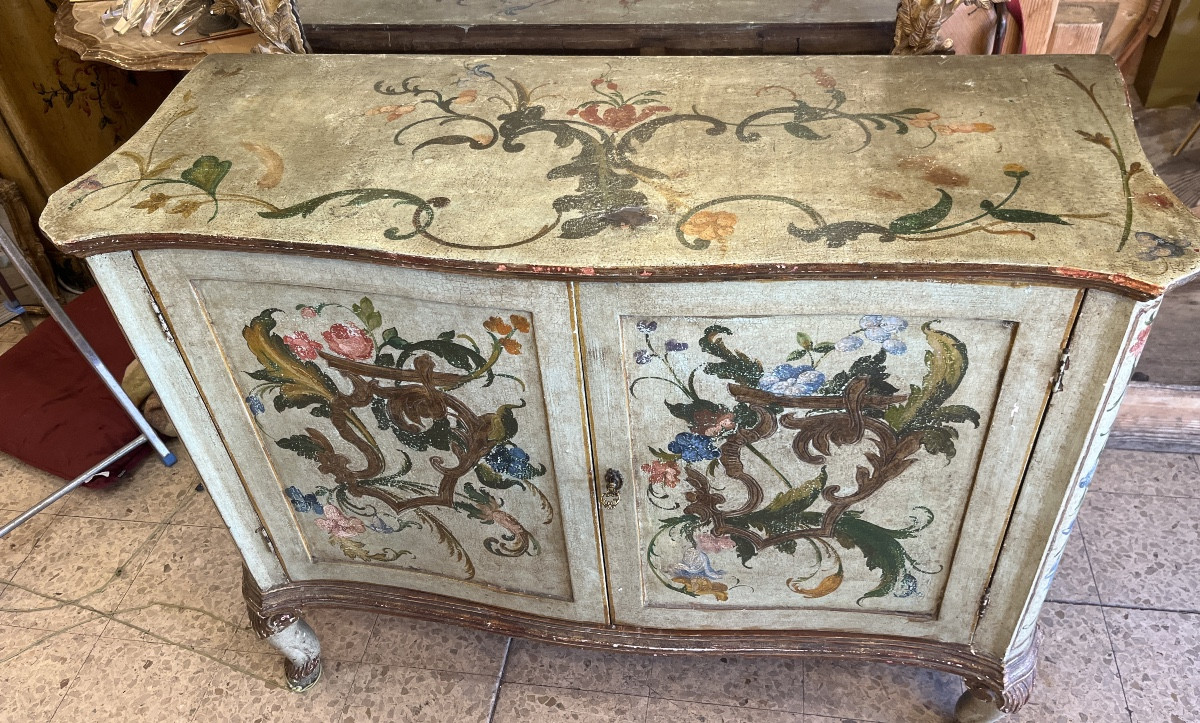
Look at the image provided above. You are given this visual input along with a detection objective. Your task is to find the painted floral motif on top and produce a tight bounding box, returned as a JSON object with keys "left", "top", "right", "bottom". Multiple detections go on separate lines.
{"left": 629, "top": 316, "right": 980, "bottom": 603}
{"left": 242, "top": 297, "right": 552, "bottom": 576}
{"left": 64, "top": 63, "right": 1185, "bottom": 262}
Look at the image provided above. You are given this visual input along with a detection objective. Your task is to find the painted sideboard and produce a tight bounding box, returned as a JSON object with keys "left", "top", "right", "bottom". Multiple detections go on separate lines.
{"left": 39, "top": 54, "right": 1200, "bottom": 721}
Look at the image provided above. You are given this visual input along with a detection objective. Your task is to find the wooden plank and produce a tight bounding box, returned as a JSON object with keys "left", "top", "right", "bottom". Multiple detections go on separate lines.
{"left": 1108, "top": 382, "right": 1200, "bottom": 453}
{"left": 1049, "top": 21, "right": 1105, "bottom": 52}
{"left": 1024, "top": 0, "right": 1063, "bottom": 53}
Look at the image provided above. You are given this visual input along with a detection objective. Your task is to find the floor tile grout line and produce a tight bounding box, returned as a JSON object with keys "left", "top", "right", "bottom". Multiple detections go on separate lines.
{"left": 486, "top": 636, "right": 513, "bottom": 723}
{"left": 1073, "top": 518, "right": 1104, "bottom": 608}
{"left": 1098, "top": 605, "right": 1136, "bottom": 723}
{"left": 44, "top": 629, "right": 106, "bottom": 723}
{"left": 1044, "top": 598, "right": 1200, "bottom": 617}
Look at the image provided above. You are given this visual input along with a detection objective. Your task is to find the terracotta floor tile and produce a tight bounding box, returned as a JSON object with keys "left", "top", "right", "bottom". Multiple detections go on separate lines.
{"left": 104, "top": 524, "right": 245, "bottom": 650}
{"left": 645, "top": 698, "right": 806, "bottom": 722}
{"left": 0, "top": 508, "right": 57, "bottom": 581}
{"left": 53, "top": 637, "right": 217, "bottom": 722}
{"left": 1106, "top": 607, "right": 1200, "bottom": 723}
{"left": 0, "top": 623, "right": 99, "bottom": 723}
{"left": 227, "top": 607, "right": 380, "bottom": 663}
{"left": 191, "top": 650, "right": 357, "bottom": 722}
{"left": 803, "top": 659, "right": 961, "bottom": 722}
{"left": 1091, "top": 450, "right": 1200, "bottom": 498}
{"left": 1011, "top": 602, "right": 1129, "bottom": 722}
{"left": 492, "top": 682, "right": 648, "bottom": 723}
{"left": 362, "top": 615, "right": 509, "bottom": 675}
{"left": 503, "top": 637, "right": 652, "bottom": 697}
{"left": 0, "top": 515, "right": 160, "bottom": 635}
{"left": 1084, "top": 491, "right": 1200, "bottom": 610}
{"left": 0, "top": 454, "right": 74, "bottom": 512}
{"left": 1046, "top": 519, "right": 1101, "bottom": 604}
{"left": 649, "top": 654, "right": 804, "bottom": 713}
{"left": 57, "top": 442, "right": 204, "bottom": 525}
{"left": 345, "top": 662, "right": 497, "bottom": 723}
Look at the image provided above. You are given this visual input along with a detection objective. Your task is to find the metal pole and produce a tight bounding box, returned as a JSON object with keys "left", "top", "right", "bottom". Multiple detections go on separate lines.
{"left": 0, "top": 435, "right": 148, "bottom": 538}
{"left": 0, "top": 225, "right": 175, "bottom": 466}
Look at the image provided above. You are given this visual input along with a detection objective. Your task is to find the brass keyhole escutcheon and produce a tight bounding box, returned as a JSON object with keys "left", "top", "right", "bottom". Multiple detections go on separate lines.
{"left": 601, "top": 468, "right": 624, "bottom": 509}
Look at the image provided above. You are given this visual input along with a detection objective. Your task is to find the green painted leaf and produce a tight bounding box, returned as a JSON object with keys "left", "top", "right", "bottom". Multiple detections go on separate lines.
{"left": 699, "top": 325, "right": 763, "bottom": 386}
{"left": 888, "top": 189, "right": 953, "bottom": 233}
{"left": 475, "top": 463, "right": 523, "bottom": 490}
{"left": 725, "top": 468, "right": 827, "bottom": 538}
{"left": 883, "top": 322, "right": 970, "bottom": 433}
{"left": 242, "top": 310, "right": 339, "bottom": 412}
{"left": 812, "top": 342, "right": 836, "bottom": 354}
{"left": 275, "top": 434, "right": 324, "bottom": 461}
{"left": 832, "top": 514, "right": 912, "bottom": 602}
{"left": 896, "top": 107, "right": 931, "bottom": 115}
{"left": 180, "top": 156, "right": 232, "bottom": 196}
{"left": 980, "top": 201, "right": 1069, "bottom": 225}
{"left": 785, "top": 349, "right": 805, "bottom": 362}
{"left": 819, "top": 348, "right": 897, "bottom": 398}
{"left": 783, "top": 122, "right": 827, "bottom": 141}
{"left": 351, "top": 297, "right": 383, "bottom": 332}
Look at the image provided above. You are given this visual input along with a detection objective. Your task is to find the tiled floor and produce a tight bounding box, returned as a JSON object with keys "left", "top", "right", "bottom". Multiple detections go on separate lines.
{"left": 1, "top": 326, "right": 1199, "bottom": 723}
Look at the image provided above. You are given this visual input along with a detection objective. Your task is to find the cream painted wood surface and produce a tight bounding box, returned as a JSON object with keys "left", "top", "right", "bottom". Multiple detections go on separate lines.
{"left": 39, "top": 54, "right": 1200, "bottom": 298}
{"left": 138, "top": 248, "right": 608, "bottom": 623}
{"left": 581, "top": 280, "right": 1078, "bottom": 637}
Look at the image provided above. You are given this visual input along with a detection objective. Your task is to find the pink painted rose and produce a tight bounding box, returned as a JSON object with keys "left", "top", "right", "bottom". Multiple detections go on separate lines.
{"left": 1129, "top": 325, "right": 1152, "bottom": 357}
{"left": 322, "top": 323, "right": 374, "bottom": 360}
{"left": 641, "top": 459, "right": 680, "bottom": 488}
{"left": 283, "top": 331, "right": 322, "bottom": 361}
{"left": 572, "top": 103, "right": 671, "bottom": 132}
{"left": 315, "top": 505, "right": 365, "bottom": 538}
{"left": 695, "top": 532, "right": 736, "bottom": 555}
{"left": 299, "top": 306, "right": 318, "bottom": 318}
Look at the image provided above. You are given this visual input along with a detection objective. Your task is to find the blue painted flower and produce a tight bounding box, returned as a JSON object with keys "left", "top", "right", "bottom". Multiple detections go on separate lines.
{"left": 856, "top": 315, "right": 909, "bottom": 351}
{"left": 894, "top": 572, "right": 919, "bottom": 597}
{"left": 246, "top": 393, "right": 265, "bottom": 415}
{"left": 367, "top": 516, "right": 396, "bottom": 534}
{"left": 636, "top": 320, "right": 658, "bottom": 333}
{"left": 882, "top": 338, "right": 907, "bottom": 355}
{"left": 633, "top": 349, "right": 652, "bottom": 365}
{"left": 665, "top": 339, "right": 688, "bottom": 352}
{"left": 285, "top": 485, "right": 323, "bottom": 515}
{"left": 835, "top": 335, "right": 863, "bottom": 352}
{"left": 672, "top": 548, "right": 725, "bottom": 581}
{"left": 484, "top": 443, "right": 537, "bottom": 479}
{"left": 757, "top": 364, "right": 826, "bottom": 396}
{"left": 1135, "top": 231, "right": 1193, "bottom": 262}
{"left": 667, "top": 432, "right": 720, "bottom": 462}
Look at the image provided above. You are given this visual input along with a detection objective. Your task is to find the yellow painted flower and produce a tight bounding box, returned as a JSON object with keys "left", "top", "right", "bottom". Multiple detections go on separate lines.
{"left": 673, "top": 576, "right": 729, "bottom": 601}
{"left": 132, "top": 192, "right": 171, "bottom": 213}
{"left": 680, "top": 210, "right": 738, "bottom": 243}
{"left": 509, "top": 315, "right": 531, "bottom": 334}
{"left": 167, "top": 199, "right": 204, "bottom": 218}
{"left": 484, "top": 316, "right": 513, "bottom": 336}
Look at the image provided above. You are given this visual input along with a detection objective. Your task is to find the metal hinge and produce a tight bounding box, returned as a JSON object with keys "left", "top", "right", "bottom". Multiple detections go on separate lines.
{"left": 256, "top": 526, "right": 275, "bottom": 554}
{"left": 149, "top": 298, "right": 175, "bottom": 344}
{"left": 1053, "top": 347, "right": 1072, "bottom": 392}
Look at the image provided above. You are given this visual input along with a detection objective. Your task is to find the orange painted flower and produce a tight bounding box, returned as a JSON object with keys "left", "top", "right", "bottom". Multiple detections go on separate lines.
{"left": 453, "top": 89, "right": 478, "bottom": 104}
{"left": 935, "top": 122, "right": 996, "bottom": 134}
{"left": 680, "top": 210, "right": 738, "bottom": 243}
{"left": 672, "top": 576, "right": 729, "bottom": 601}
{"left": 366, "top": 104, "right": 416, "bottom": 122}
{"left": 132, "top": 192, "right": 171, "bottom": 213}
{"left": 500, "top": 337, "right": 522, "bottom": 355}
{"left": 641, "top": 459, "right": 680, "bottom": 487}
{"left": 509, "top": 315, "right": 531, "bottom": 333}
{"left": 575, "top": 103, "right": 671, "bottom": 132}
{"left": 484, "top": 316, "right": 513, "bottom": 335}
{"left": 167, "top": 199, "right": 204, "bottom": 218}
{"left": 907, "top": 111, "right": 940, "bottom": 128}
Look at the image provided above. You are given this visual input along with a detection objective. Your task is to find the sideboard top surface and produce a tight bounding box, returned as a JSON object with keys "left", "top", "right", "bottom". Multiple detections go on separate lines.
{"left": 40, "top": 53, "right": 1200, "bottom": 298}
{"left": 293, "top": 0, "right": 896, "bottom": 26}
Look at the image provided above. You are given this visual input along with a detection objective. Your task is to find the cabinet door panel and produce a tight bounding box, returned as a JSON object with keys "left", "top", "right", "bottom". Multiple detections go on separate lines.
{"left": 140, "top": 250, "right": 604, "bottom": 622}
{"left": 580, "top": 281, "right": 1078, "bottom": 639}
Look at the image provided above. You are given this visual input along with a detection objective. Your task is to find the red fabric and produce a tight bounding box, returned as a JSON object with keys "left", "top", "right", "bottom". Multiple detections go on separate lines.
{"left": 0, "top": 288, "right": 150, "bottom": 482}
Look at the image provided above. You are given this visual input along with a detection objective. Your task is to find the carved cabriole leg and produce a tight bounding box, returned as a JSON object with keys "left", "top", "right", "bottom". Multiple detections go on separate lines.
{"left": 955, "top": 628, "right": 1041, "bottom": 722}
{"left": 243, "top": 569, "right": 323, "bottom": 692}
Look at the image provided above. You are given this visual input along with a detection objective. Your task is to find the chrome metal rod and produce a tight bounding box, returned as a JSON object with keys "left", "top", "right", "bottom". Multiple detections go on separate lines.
{"left": 0, "top": 435, "right": 147, "bottom": 538}
{"left": 0, "top": 226, "right": 175, "bottom": 466}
